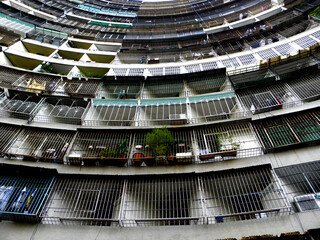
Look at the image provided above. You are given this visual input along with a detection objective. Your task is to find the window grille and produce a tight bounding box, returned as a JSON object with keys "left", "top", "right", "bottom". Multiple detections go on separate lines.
{"left": 12, "top": 73, "right": 62, "bottom": 94}
{"left": 253, "top": 109, "right": 320, "bottom": 151}
{"left": 274, "top": 43, "right": 297, "bottom": 56}
{"left": 0, "top": 66, "right": 25, "bottom": 86}
{"left": 229, "top": 68, "right": 275, "bottom": 90}
{"left": 186, "top": 71, "right": 226, "bottom": 95}
{"left": 0, "top": 92, "right": 42, "bottom": 120}
{"left": 122, "top": 176, "right": 201, "bottom": 226}
{"left": 131, "top": 129, "right": 194, "bottom": 166}
{"left": 185, "top": 64, "right": 201, "bottom": 73}
{"left": 275, "top": 161, "right": 320, "bottom": 212}
{"left": 202, "top": 62, "right": 218, "bottom": 71}
{"left": 195, "top": 122, "right": 262, "bottom": 162}
{"left": 139, "top": 98, "right": 188, "bottom": 126}
{"left": 238, "top": 54, "right": 257, "bottom": 66}
{"left": 237, "top": 81, "right": 302, "bottom": 114}
{"left": 312, "top": 31, "right": 320, "bottom": 40}
{"left": 98, "top": 78, "right": 142, "bottom": 100}
{"left": 258, "top": 49, "right": 280, "bottom": 60}
{"left": 164, "top": 67, "right": 180, "bottom": 75}
{"left": 221, "top": 58, "right": 240, "bottom": 68}
{"left": 4, "top": 127, "right": 75, "bottom": 163}
{"left": 142, "top": 79, "right": 184, "bottom": 99}
{"left": 67, "top": 129, "right": 132, "bottom": 166}
{"left": 59, "top": 79, "right": 101, "bottom": 98}
{"left": 203, "top": 166, "right": 290, "bottom": 223}
{"left": 41, "top": 176, "right": 124, "bottom": 226}
{"left": 0, "top": 174, "right": 55, "bottom": 222}
{"left": 272, "top": 56, "right": 319, "bottom": 81}
{"left": 189, "top": 93, "right": 241, "bottom": 124}
{"left": 0, "top": 123, "right": 22, "bottom": 155}
{"left": 128, "top": 68, "right": 144, "bottom": 76}
{"left": 294, "top": 36, "right": 318, "bottom": 49}
{"left": 84, "top": 99, "right": 138, "bottom": 127}
{"left": 113, "top": 68, "right": 128, "bottom": 76}
{"left": 149, "top": 68, "right": 164, "bottom": 76}
{"left": 40, "top": 166, "right": 289, "bottom": 226}
{"left": 286, "top": 73, "right": 320, "bottom": 102}
{"left": 33, "top": 98, "right": 89, "bottom": 125}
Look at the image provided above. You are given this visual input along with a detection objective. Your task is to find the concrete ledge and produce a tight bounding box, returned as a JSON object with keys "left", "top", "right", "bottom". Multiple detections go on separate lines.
{"left": 1, "top": 144, "right": 320, "bottom": 176}
{"left": 0, "top": 154, "right": 271, "bottom": 176}
{"left": 252, "top": 100, "right": 320, "bottom": 121}
{"left": 0, "top": 211, "right": 319, "bottom": 240}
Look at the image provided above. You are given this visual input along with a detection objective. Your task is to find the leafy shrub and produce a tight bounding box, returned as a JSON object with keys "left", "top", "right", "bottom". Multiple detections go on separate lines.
{"left": 145, "top": 127, "right": 174, "bottom": 156}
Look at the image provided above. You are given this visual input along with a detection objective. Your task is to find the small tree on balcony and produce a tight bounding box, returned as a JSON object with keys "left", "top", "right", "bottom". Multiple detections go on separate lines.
{"left": 145, "top": 127, "right": 174, "bottom": 157}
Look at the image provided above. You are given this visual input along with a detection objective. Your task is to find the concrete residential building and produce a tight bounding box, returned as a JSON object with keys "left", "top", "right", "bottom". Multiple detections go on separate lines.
{"left": 0, "top": 0, "right": 320, "bottom": 239}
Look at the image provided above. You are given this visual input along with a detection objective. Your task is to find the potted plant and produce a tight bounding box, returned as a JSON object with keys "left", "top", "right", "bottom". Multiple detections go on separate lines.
{"left": 133, "top": 145, "right": 144, "bottom": 167}
{"left": 98, "top": 141, "right": 128, "bottom": 166}
{"left": 167, "top": 152, "right": 176, "bottom": 165}
{"left": 220, "top": 134, "right": 240, "bottom": 158}
{"left": 98, "top": 148, "right": 117, "bottom": 165}
{"left": 145, "top": 127, "right": 175, "bottom": 165}
{"left": 115, "top": 140, "right": 128, "bottom": 166}
{"left": 143, "top": 145, "right": 156, "bottom": 166}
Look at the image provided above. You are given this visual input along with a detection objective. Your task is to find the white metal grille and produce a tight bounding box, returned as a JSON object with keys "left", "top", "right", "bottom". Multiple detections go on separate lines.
{"left": 195, "top": 122, "right": 262, "bottom": 162}
{"left": 294, "top": 36, "right": 318, "bottom": 49}
{"left": 40, "top": 165, "right": 290, "bottom": 226}
{"left": 41, "top": 176, "right": 124, "bottom": 226}
{"left": 275, "top": 161, "right": 320, "bottom": 212}
{"left": 4, "top": 127, "right": 75, "bottom": 163}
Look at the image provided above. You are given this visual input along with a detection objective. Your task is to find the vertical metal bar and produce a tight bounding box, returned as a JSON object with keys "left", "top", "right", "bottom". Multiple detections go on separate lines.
{"left": 118, "top": 179, "right": 128, "bottom": 227}
{"left": 303, "top": 173, "right": 317, "bottom": 194}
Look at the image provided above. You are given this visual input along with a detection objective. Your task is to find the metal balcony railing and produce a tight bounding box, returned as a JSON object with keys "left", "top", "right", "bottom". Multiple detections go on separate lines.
{"left": 0, "top": 174, "right": 55, "bottom": 222}
{"left": 3, "top": 127, "right": 75, "bottom": 163}
{"left": 253, "top": 109, "right": 320, "bottom": 151}
{"left": 39, "top": 165, "right": 290, "bottom": 226}
{"left": 275, "top": 160, "right": 320, "bottom": 213}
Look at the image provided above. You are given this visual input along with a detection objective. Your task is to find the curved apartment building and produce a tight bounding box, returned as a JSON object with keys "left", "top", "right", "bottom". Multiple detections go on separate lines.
{"left": 0, "top": 0, "right": 320, "bottom": 239}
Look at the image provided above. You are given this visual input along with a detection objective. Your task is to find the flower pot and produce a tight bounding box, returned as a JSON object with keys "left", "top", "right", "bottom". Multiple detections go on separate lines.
{"left": 167, "top": 155, "right": 176, "bottom": 165}
{"left": 83, "top": 158, "right": 97, "bottom": 166}
{"left": 98, "top": 156, "right": 114, "bottom": 166}
{"left": 99, "top": 156, "right": 127, "bottom": 166}
{"left": 144, "top": 155, "right": 156, "bottom": 166}
{"left": 221, "top": 150, "right": 237, "bottom": 157}
{"left": 199, "top": 153, "right": 215, "bottom": 161}
{"left": 133, "top": 153, "right": 144, "bottom": 166}
{"left": 115, "top": 154, "right": 128, "bottom": 166}
{"left": 155, "top": 155, "right": 167, "bottom": 165}
{"left": 82, "top": 154, "right": 98, "bottom": 166}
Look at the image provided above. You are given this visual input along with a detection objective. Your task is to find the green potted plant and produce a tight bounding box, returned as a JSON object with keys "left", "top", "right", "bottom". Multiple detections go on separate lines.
{"left": 116, "top": 140, "right": 128, "bottom": 166}
{"left": 143, "top": 145, "right": 156, "bottom": 166}
{"left": 221, "top": 134, "right": 240, "bottom": 158}
{"left": 98, "top": 148, "right": 117, "bottom": 165}
{"left": 98, "top": 141, "right": 128, "bottom": 166}
{"left": 145, "top": 127, "right": 175, "bottom": 165}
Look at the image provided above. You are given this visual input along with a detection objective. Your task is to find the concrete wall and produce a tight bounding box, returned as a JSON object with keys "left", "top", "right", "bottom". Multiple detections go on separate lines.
{"left": 1, "top": 211, "right": 320, "bottom": 240}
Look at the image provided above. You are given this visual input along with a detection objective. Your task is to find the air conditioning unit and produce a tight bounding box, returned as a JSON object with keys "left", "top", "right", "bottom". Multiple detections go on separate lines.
{"left": 169, "top": 114, "right": 187, "bottom": 125}
{"left": 294, "top": 193, "right": 320, "bottom": 212}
